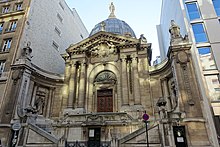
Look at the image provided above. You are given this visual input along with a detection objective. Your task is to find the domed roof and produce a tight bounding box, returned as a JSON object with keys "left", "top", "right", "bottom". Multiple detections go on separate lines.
{"left": 89, "top": 2, "right": 136, "bottom": 38}
{"left": 89, "top": 18, "right": 136, "bottom": 38}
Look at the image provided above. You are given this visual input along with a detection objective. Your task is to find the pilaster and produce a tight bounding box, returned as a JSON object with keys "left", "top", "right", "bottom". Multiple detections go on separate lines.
{"left": 67, "top": 61, "right": 77, "bottom": 108}
{"left": 131, "top": 54, "right": 141, "bottom": 105}
{"left": 78, "top": 60, "right": 86, "bottom": 109}
{"left": 162, "top": 79, "right": 171, "bottom": 111}
{"left": 120, "top": 55, "right": 129, "bottom": 107}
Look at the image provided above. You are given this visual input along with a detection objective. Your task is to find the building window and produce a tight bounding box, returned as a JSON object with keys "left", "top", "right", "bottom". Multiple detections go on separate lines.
{"left": 192, "top": 23, "right": 208, "bottom": 43}
{"left": 198, "top": 47, "right": 216, "bottom": 70}
{"left": 80, "top": 34, "right": 83, "bottom": 39}
{"left": 15, "top": 3, "right": 22, "bottom": 11}
{"left": 57, "top": 13, "right": 63, "bottom": 22}
{"left": 0, "top": 60, "right": 5, "bottom": 76}
{"left": 59, "top": 2, "right": 64, "bottom": 10}
{"left": 212, "top": 0, "right": 220, "bottom": 16}
{"left": 186, "top": 2, "right": 201, "bottom": 21}
{"left": 7, "top": 21, "right": 17, "bottom": 32}
{"left": 205, "top": 75, "right": 220, "bottom": 101}
{"left": 52, "top": 41, "right": 59, "bottom": 51}
{"left": 213, "top": 116, "right": 220, "bottom": 136}
{"left": 0, "top": 22, "right": 3, "bottom": 33}
{"left": 198, "top": 47, "right": 211, "bottom": 55}
{"left": 2, "top": 6, "right": 9, "bottom": 13}
{"left": 54, "top": 26, "right": 61, "bottom": 36}
{"left": 1, "top": 38, "right": 12, "bottom": 52}
{"left": 215, "top": 88, "right": 220, "bottom": 92}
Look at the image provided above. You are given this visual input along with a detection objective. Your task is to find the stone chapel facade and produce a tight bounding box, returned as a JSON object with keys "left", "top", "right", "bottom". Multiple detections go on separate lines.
{"left": 0, "top": 4, "right": 218, "bottom": 147}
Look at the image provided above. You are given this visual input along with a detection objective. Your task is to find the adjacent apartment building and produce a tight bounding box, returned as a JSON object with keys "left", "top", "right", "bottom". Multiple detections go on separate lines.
{"left": 0, "top": 0, "right": 88, "bottom": 75}
{"left": 0, "top": 0, "right": 88, "bottom": 97}
{"left": 0, "top": 0, "right": 88, "bottom": 145}
{"left": 157, "top": 0, "right": 220, "bottom": 138}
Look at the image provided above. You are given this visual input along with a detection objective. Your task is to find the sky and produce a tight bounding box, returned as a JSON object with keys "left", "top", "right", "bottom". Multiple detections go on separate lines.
{"left": 65, "top": 0, "right": 162, "bottom": 61}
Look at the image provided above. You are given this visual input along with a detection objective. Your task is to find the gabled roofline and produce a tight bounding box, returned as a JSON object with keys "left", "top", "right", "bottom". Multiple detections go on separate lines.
{"left": 67, "top": 31, "right": 139, "bottom": 51}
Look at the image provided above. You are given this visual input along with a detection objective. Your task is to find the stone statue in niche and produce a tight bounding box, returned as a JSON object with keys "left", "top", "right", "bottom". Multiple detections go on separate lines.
{"left": 32, "top": 87, "right": 49, "bottom": 115}
{"left": 171, "top": 80, "right": 177, "bottom": 98}
{"left": 34, "top": 96, "right": 45, "bottom": 115}
{"left": 169, "top": 79, "right": 179, "bottom": 109}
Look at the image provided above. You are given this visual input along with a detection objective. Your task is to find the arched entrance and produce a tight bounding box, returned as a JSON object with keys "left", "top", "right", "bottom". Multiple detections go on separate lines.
{"left": 94, "top": 70, "right": 117, "bottom": 113}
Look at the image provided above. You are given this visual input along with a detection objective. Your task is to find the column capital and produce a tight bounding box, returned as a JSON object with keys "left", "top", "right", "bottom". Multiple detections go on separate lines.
{"left": 69, "top": 60, "right": 77, "bottom": 66}
{"left": 161, "top": 77, "right": 168, "bottom": 82}
{"left": 132, "top": 57, "right": 138, "bottom": 61}
{"left": 80, "top": 59, "right": 87, "bottom": 66}
{"left": 130, "top": 53, "right": 137, "bottom": 59}
{"left": 120, "top": 54, "right": 127, "bottom": 62}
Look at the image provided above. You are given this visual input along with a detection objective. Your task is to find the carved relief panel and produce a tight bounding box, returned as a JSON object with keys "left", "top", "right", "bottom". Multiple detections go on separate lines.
{"left": 86, "top": 41, "right": 119, "bottom": 64}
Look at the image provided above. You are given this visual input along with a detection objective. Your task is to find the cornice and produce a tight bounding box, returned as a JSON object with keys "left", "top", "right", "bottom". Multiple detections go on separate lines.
{"left": 149, "top": 58, "right": 172, "bottom": 76}
{"left": 0, "top": 10, "right": 25, "bottom": 18}
{"left": 66, "top": 32, "right": 139, "bottom": 53}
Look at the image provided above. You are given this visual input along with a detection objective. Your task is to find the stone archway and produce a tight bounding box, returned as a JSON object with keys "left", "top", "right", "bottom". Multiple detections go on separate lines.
{"left": 86, "top": 63, "right": 121, "bottom": 113}
{"left": 94, "top": 71, "right": 116, "bottom": 112}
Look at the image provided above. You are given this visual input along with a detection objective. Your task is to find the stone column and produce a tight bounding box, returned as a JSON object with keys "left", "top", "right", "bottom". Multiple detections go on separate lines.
{"left": 62, "top": 62, "right": 70, "bottom": 108}
{"left": 31, "top": 85, "right": 38, "bottom": 106}
{"left": 78, "top": 60, "right": 86, "bottom": 108}
{"left": 132, "top": 56, "right": 141, "bottom": 105}
{"left": 67, "top": 61, "right": 76, "bottom": 108}
{"left": 25, "top": 80, "right": 35, "bottom": 107}
{"left": 163, "top": 79, "right": 171, "bottom": 110}
{"left": 46, "top": 88, "right": 53, "bottom": 117}
{"left": 121, "top": 56, "right": 129, "bottom": 106}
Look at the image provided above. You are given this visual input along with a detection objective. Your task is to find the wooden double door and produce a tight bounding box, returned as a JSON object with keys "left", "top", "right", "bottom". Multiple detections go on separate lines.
{"left": 97, "top": 89, "right": 113, "bottom": 112}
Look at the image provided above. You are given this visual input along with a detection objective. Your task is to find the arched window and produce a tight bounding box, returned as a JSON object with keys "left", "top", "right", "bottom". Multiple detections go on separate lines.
{"left": 94, "top": 70, "right": 116, "bottom": 83}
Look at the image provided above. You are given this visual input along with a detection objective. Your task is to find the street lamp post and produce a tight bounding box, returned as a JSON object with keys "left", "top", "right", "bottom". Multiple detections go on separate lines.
{"left": 145, "top": 120, "right": 149, "bottom": 147}
{"left": 143, "top": 111, "right": 150, "bottom": 147}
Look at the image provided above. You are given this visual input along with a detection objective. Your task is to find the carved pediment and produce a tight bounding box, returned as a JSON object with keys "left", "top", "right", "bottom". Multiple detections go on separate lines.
{"left": 88, "top": 40, "right": 117, "bottom": 58}
{"left": 66, "top": 32, "right": 139, "bottom": 55}
{"left": 65, "top": 32, "right": 151, "bottom": 64}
